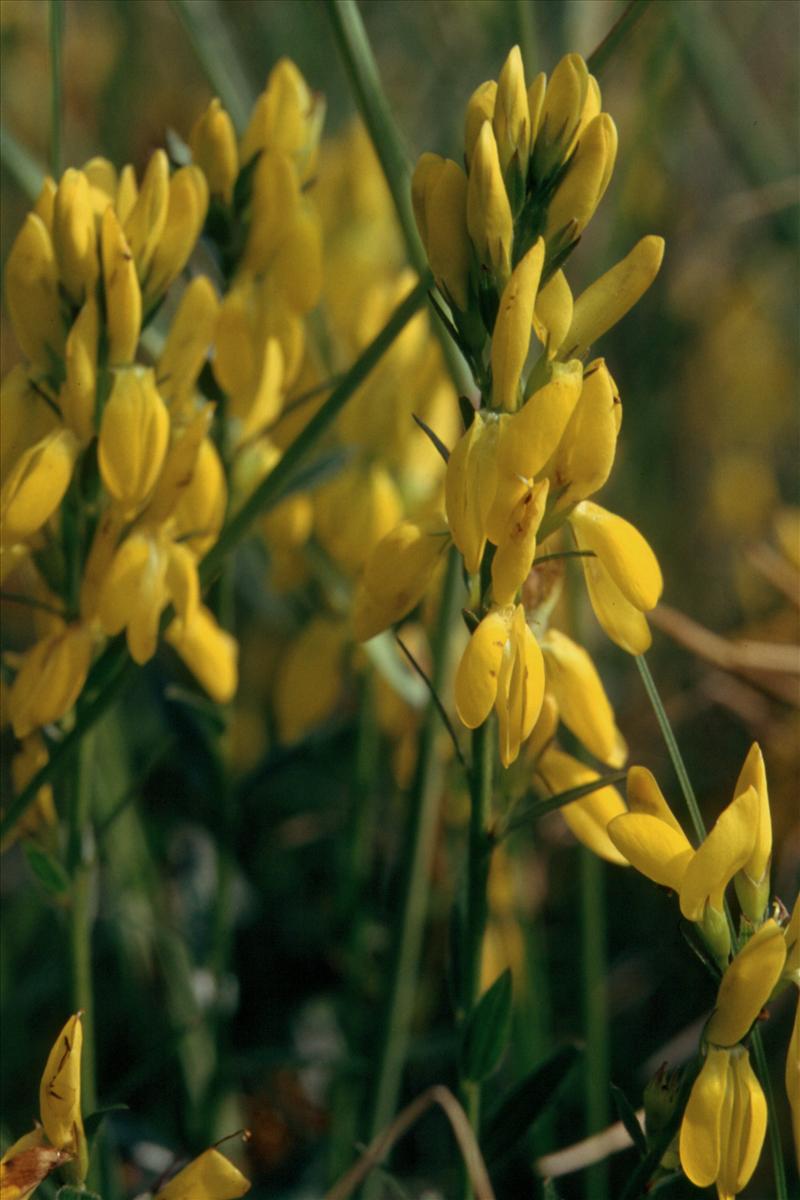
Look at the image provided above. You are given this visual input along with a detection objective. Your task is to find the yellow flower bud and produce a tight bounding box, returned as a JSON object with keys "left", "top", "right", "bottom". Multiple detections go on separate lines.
{"left": 34, "top": 175, "right": 57, "bottom": 233}
{"left": 166, "top": 606, "right": 239, "bottom": 706}
{"left": 231, "top": 337, "right": 284, "bottom": 442}
{"left": 0, "top": 367, "right": 59, "bottom": 483}
{"left": 491, "top": 477, "right": 548, "bottom": 605}
{"left": 549, "top": 361, "right": 619, "bottom": 506}
{"left": 1, "top": 429, "right": 78, "bottom": 546}
{"left": 608, "top": 770, "right": 693, "bottom": 889}
{"left": 425, "top": 160, "right": 471, "bottom": 311}
{"left": 82, "top": 155, "right": 117, "bottom": 213}
{"left": 545, "top": 113, "right": 617, "bottom": 242}
{"left": 445, "top": 410, "right": 501, "bottom": 574}
{"left": 272, "top": 205, "right": 323, "bottom": 314}
{"left": 156, "top": 275, "right": 219, "bottom": 410}
{"left": 9, "top": 625, "right": 93, "bottom": 738}
{"left": 242, "top": 57, "right": 322, "bottom": 180}
{"left": 534, "top": 53, "right": 588, "bottom": 175}
{"left": 116, "top": 162, "right": 138, "bottom": 223}
{"left": 707, "top": 919, "right": 786, "bottom": 1048}
{"left": 353, "top": 518, "right": 450, "bottom": 642}
{"left": 570, "top": 501, "right": 663, "bottom": 613}
{"left": 497, "top": 358, "right": 583, "bottom": 482}
{"left": 411, "top": 152, "right": 445, "bottom": 249}
{"left": 464, "top": 81, "right": 497, "bottom": 169}
{"left": 731, "top": 743, "right": 771, "bottom": 918}
{"left": 562, "top": 235, "right": 665, "bottom": 359}
{"left": 455, "top": 609, "right": 509, "bottom": 730}
{"left": 532, "top": 268, "right": 573, "bottom": 357}
{"left": 542, "top": 628, "right": 627, "bottom": 766}
{"left": 62, "top": 293, "right": 100, "bottom": 444}
{"left": 98, "top": 367, "right": 169, "bottom": 514}
{"left": 491, "top": 238, "right": 544, "bottom": 410}
{"left": 123, "top": 149, "right": 170, "bottom": 279}
{"left": 467, "top": 121, "right": 513, "bottom": 280}
{"left": 154, "top": 1146, "right": 250, "bottom": 1200}
{"left": 145, "top": 405, "right": 213, "bottom": 525}
{"left": 243, "top": 150, "right": 299, "bottom": 275}
{"left": 680, "top": 1046, "right": 766, "bottom": 1197}
{"left": 536, "top": 745, "right": 628, "bottom": 864}
{"left": 4, "top": 214, "right": 65, "bottom": 367}
{"left": 493, "top": 45, "right": 530, "bottom": 174}
{"left": 527, "top": 72, "right": 546, "bottom": 143}
{"left": 680, "top": 786, "right": 761, "bottom": 923}
{"left": 171, "top": 437, "right": 227, "bottom": 558}
{"left": 144, "top": 166, "right": 208, "bottom": 303}
{"left": 101, "top": 205, "right": 141, "bottom": 366}
{"left": 189, "top": 97, "right": 239, "bottom": 204}
{"left": 39, "top": 1014, "right": 86, "bottom": 1163}
{"left": 53, "top": 169, "right": 99, "bottom": 304}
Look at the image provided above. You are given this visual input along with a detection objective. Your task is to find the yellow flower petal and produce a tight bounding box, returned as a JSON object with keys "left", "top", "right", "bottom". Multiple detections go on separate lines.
{"left": 491, "top": 478, "right": 549, "bottom": 606}
{"left": 549, "top": 362, "right": 619, "bottom": 506}
{"left": 445, "top": 411, "right": 501, "bottom": 574}
{"left": 493, "top": 45, "right": 530, "bottom": 174}
{"left": 39, "top": 1014, "right": 84, "bottom": 1154}
{"left": 454, "top": 610, "right": 509, "bottom": 730}
{"left": 189, "top": 97, "right": 238, "bottom": 204}
{"left": 155, "top": 1148, "right": 250, "bottom": 1200}
{"left": 411, "top": 152, "right": 445, "bottom": 249}
{"left": 63, "top": 294, "right": 100, "bottom": 444}
{"left": 720, "top": 1048, "right": 767, "bottom": 1197}
{"left": 1, "top": 429, "right": 79, "bottom": 545}
{"left": 53, "top": 168, "right": 99, "bottom": 304}
{"left": 607, "top": 813, "right": 693, "bottom": 890}
{"left": 626, "top": 766, "right": 685, "bottom": 835}
{"left": 707, "top": 920, "right": 786, "bottom": 1047}
{"left": 144, "top": 166, "right": 208, "bottom": 302}
{"left": 101, "top": 205, "right": 142, "bottom": 366}
{"left": 4, "top": 213, "right": 65, "bottom": 367}
{"left": 467, "top": 121, "right": 513, "bottom": 280}
{"left": 498, "top": 359, "right": 583, "bottom": 481}
{"left": 166, "top": 606, "right": 238, "bottom": 705}
{"left": 495, "top": 605, "right": 544, "bottom": 766}
{"left": 98, "top": 367, "right": 170, "bottom": 514}
{"left": 353, "top": 519, "right": 450, "bottom": 642}
{"left": 787, "top": 994, "right": 799, "bottom": 1171}
{"left": 532, "top": 269, "right": 573, "bottom": 356}
{"left": 680, "top": 1047, "right": 729, "bottom": 1188}
{"left": 464, "top": 81, "right": 497, "bottom": 169}
{"left": 123, "top": 149, "right": 169, "bottom": 278}
{"left": 425, "top": 159, "right": 471, "bottom": 311}
{"left": 156, "top": 275, "right": 219, "bottom": 410}
{"left": 545, "top": 113, "right": 617, "bottom": 242}
{"left": 542, "top": 629, "right": 627, "bottom": 766}
{"left": 562, "top": 235, "right": 665, "bottom": 359}
{"left": 536, "top": 746, "right": 628, "bottom": 865}
{"left": 8, "top": 625, "right": 93, "bottom": 739}
{"left": 680, "top": 786, "right": 760, "bottom": 922}
{"left": 732, "top": 742, "right": 771, "bottom": 885}
{"left": 580, "top": 552, "right": 653, "bottom": 654}
{"left": 571, "top": 500, "right": 662, "bottom": 612}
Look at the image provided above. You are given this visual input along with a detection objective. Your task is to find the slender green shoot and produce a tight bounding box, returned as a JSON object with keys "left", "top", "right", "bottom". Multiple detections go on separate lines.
{"left": 580, "top": 848, "right": 609, "bottom": 1200}
{"left": 49, "top": 0, "right": 64, "bottom": 177}
{"left": 0, "top": 124, "right": 46, "bottom": 200}
{"left": 587, "top": 0, "right": 654, "bottom": 75}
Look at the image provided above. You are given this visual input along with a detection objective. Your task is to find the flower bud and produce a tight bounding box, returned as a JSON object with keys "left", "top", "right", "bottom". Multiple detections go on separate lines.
{"left": 548, "top": 360, "right": 619, "bottom": 506}
{"left": 146, "top": 405, "right": 213, "bottom": 525}
{"left": 156, "top": 275, "right": 219, "bottom": 410}
{"left": 62, "top": 293, "right": 100, "bottom": 443}
{"left": 570, "top": 501, "right": 662, "bottom": 613}
{"left": 411, "top": 152, "right": 446, "bottom": 249}
{"left": 1, "top": 429, "right": 78, "bottom": 545}
{"left": 533, "top": 269, "right": 573, "bottom": 357}
{"left": 534, "top": 53, "right": 588, "bottom": 177}
{"left": 242, "top": 57, "right": 323, "bottom": 181}
{"left": 491, "top": 238, "right": 544, "bottom": 410}
{"left": 465, "top": 81, "right": 497, "bottom": 169}
{"left": 171, "top": 436, "right": 227, "bottom": 557}
{"left": 0, "top": 366, "right": 59, "bottom": 483}
{"left": 272, "top": 204, "right": 323, "bottom": 314}
{"left": 34, "top": 175, "right": 57, "bottom": 233}
{"left": 53, "top": 168, "right": 99, "bottom": 304}
{"left": 542, "top": 628, "right": 627, "bottom": 766}
{"left": 580, "top": 550, "right": 653, "bottom": 655}
{"left": 445, "top": 410, "right": 501, "bottom": 574}
{"left": 144, "top": 166, "right": 209, "bottom": 303}
{"left": 545, "top": 113, "right": 617, "bottom": 242}
{"left": 425, "top": 159, "right": 471, "bottom": 310}
{"left": 189, "top": 97, "right": 239, "bottom": 204}
{"left": 527, "top": 72, "right": 546, "bottom": 143}
{"left": 98, "top": 367, "right": 169, "bottom": 514}
{"left": 731, "top": 743, "right": 772, "bottom": 922}
{"left": 123, "top": 149, "right": 170, "bottom": 279}
{"left": 101, "top": 205, "right": 141, "bottom": 365}
{"left": 39, "top": 1014, "right": 87, "bottom": 1169}
{"left": 493, "top": 46, "right": 530, "bottom": 174}
{"left": 467, "top": 121, "right": 513, "bottom": 280}
{"left": 9, "top": 625, "right": 93, "bottom": 738}
{"left": 707, "top": 920, "right": 786, "bottom": 1047}
{"left": 4, "top": 214, "right": 65, "bottom": 367}
{"left": 644, "top": 1063, "right": 682, "bottom": 1156}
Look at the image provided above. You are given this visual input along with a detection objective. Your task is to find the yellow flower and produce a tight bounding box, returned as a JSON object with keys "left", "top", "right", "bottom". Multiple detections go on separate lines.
{"left": 731, "top": 742, "right": 772, "bottom": 923}
{"left": 464, "top": 81, "right": 497, "bottom": 169}
{"left": 353, "top": 518, "right": 450, "bottom": 643}
{"left": 706, "top": 919, "right": 786, "bottom": 1048}
{"left": 166, "top": 606, "right": 238, "bottom": 705}
{"left": 62, "top": 294, "right": 101, "bottom": 444}
{"left": 466, "top": 121, "right": 513, "bottom": 280}
{"left": 679, "top": 1045, "right": 766, "bottom": 1200}
{"left": 143, "top": 166, "right": 208, "bottom": 304}
{"left": 490, "top": 477, "right": 549, "bottom": 605}
{"left": 608, "top": 766, "right": 693, "bottom": 889}
{"left": 533, "top": 269, "right": 573, "bottom": 358}
{"left": 52, "top": 168, "right": 99, "bottom": 305}
{"left": 1, "top": 429, "right": 79, "bottom": 547}
{"left": 491, "top": 239, "right": 545, "bottom": 411}
{"left": 413, "top": 157, "right": 471, "bottom": 311}
{"left": 39, "top": 1014, "right": 87, "bottom": 1172}
{"left": 455, "top": 604, "right": 545, "bottom": 767}
{"left": 548, "top": 360, "right": 620, "bottom": 508}
{"left": 559, "top": 235, "right": 665, "bottom": 360}
{"left": 4, "top": 213, "right": 65, "bottom": 368}
{"left": 123, "top": 149, "right": 170, "bottom": 280}
{"left": 535, "top": 745, "right": 628, "bottom": 864}
{"left": 315, "top": 461, "right": 402, "bottom": 574}
{"left": 154, "top": 1147, "right": 250, "bottom": 1200}
{"left": 544, "top": 113, "right": 617, "bottom": 244}
{"left": 532, "top": 53, "right": 590, "bottom": 178}
{"left": 493, "top": 45, "right": 530, "bottom": 175}
{"left": 494, "top": 359, "right": 583, "bottom": 487}
{"left": 788, "top": 992, "right": 799, "bottom": 1171}
{"left": 8, "top": 624, "right": 94, "bottom": 738}
{"left": 679, "top": 786, "right": 760, "bottom": 926}
{"left": 101, "top": 205, "right": 141, "bottom": 366}
{"left": 189, "top": 97, "right": 238, "bottom": 204}
{"left": 541, "top": 628, "right": 627, "bottom": 766}
{"left": 156, "top": 275, "right": 219, "bottom": 412}
{"left": 240, "top": 57, "right": 324, "bottom": 180}
{"left": 98, "top": 367, "right": 170, "bottom": 516}
{"left": 274, "top": 617, "right": 346, "bottom": 744}
{"left": 445, "top": 411, "right": 502, "bottom": 574}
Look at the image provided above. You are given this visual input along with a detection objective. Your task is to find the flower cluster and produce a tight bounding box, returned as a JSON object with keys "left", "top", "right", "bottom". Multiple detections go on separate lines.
{"left": 0, "top": 1013, "right": 250, "bottom": 1198}
{"left": 354, "top": 46, "right": 664, "bottom": 769}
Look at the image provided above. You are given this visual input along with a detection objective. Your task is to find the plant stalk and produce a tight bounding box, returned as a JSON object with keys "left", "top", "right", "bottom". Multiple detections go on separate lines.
{"left": 580, "top": 847, "right": 609, "bottom": 1200}
{"left": 49, "top": 0, "right": 64, "bottom": 177}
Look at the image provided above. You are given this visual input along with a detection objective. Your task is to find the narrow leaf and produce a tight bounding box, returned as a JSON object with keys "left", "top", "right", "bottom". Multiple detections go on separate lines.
{"left": 481, "top": 1042, "right": 581, "bottom": 1165}
{"left": 610, "top": 1082, "right": 647, "bottom": 1157}
{"left": 460, "top": 968, "right": 513, "bottom": 1083}
{"left": 23, "top": 843, "right": 70, "bottom": 895}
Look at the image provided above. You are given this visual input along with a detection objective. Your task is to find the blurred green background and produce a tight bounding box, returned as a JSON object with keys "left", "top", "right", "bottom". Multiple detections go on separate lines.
{"left": 1, "top": 2, "right": 798, "bottom": 1198}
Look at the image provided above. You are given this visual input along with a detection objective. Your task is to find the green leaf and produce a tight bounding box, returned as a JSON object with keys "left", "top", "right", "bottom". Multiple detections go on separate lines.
{"left": 481, "top": 1042, "right": 581, "bottom": 1165}
{"left": 610, "top": 1082, "right": 647, "bottom": 1157}
{"left": 460, "top": 968, "right": 513, "bottom": 1083}
{"left": 84, "top": 1103, "right": 129, "bottom": 1141}
{"left": 23, "top": 843, "right": 70, "bottom": 895}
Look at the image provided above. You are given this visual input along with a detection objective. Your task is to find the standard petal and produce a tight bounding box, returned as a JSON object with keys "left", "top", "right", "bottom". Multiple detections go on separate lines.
{"left": 454, "top": 610, "right": 508, "bottom": 729}
{"left": 581, "top": 552, "right": 652, "bottom": 655}
{"left": 706, "top": 919, "right": 787, "bottom": 1047}
{"left": 542, "top": 628, "right": 627, "bottom": 766}
{"left": 571, "top": 501, "right": 662, "bottom": 612}
{"left": 679, "top": 786, "right": 760, "bottom": 921}
{"left": 607, "top": 814, "right": 693, "bottom": 890}
{"left": 679, "top": 1047, "right": 728, "bottom": 1188}
{"left": 626, "top": 766, "right": 686, "bottom": 834}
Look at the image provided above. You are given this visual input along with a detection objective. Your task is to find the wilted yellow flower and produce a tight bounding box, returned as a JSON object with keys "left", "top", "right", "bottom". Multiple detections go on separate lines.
{"left": 0, "top": 1129, "right": 71, "bottom": 1200}
{"left": 680, "top": 1045, "right": 766, "bottom": 1200}
{"left": 154, "top": 1147, "right": 250, "bottom": 1200}
{"left": 98, "top": 367, "right": 169, "bottom": 515}
{"left": 8, "top": 624, "right": 94, "bottom": 738}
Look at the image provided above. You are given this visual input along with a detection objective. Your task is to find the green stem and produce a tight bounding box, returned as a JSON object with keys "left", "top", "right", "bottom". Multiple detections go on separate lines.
{"left": 0, "top": 124, "right": 46, "bottom": 200}
{"left": 586, "top": 0, "right": 654, "bottom": 76}
{"left": 48, "top": 0, "right": 64, "bottom": 177}
{"left": 325, "top": 0, "right": 472, "bottom": 394}
{"left": 580, "top": 848, "right": 609, "bottom": 1200}
{"left": 169, "top": 0, "right": 254, "bottom": 133}
{"left": 635, "top": 653, "right": 788, "bottom": 1199}
{"left": 362, "top": 548, "right": 462, "bottom": 1176}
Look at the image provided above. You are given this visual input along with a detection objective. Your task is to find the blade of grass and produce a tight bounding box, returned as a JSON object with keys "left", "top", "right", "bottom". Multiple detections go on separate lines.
{"left": 586, "top": 0, "right": 654, "bottom": 75}
{"left": 49, "top": 0, "right": 64, "bottom": 176}
{"left": 169, "top": 0, "right": 255, "bottom": 133}
{"left": 325, "top": 0, "right": 471, "bottom": 394}
{"left": 635, "top": 653, "right": 788, "bottom": 1199}
{"left": 2, "top": 279, "right": 430, "bottom": 841}
{"left": 580, "top": 848, "right": 609, "bottom": 1200}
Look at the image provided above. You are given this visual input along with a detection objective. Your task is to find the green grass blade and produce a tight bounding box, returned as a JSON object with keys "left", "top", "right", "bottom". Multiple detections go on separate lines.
{"left": 0, "top": 124, "right": 46, "bottom": 200}
{"left": 587, "top": 0, "right": 654, "bottom": 76}
{"left": 49, "top": 0, "right": 64, "bottom": 176}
